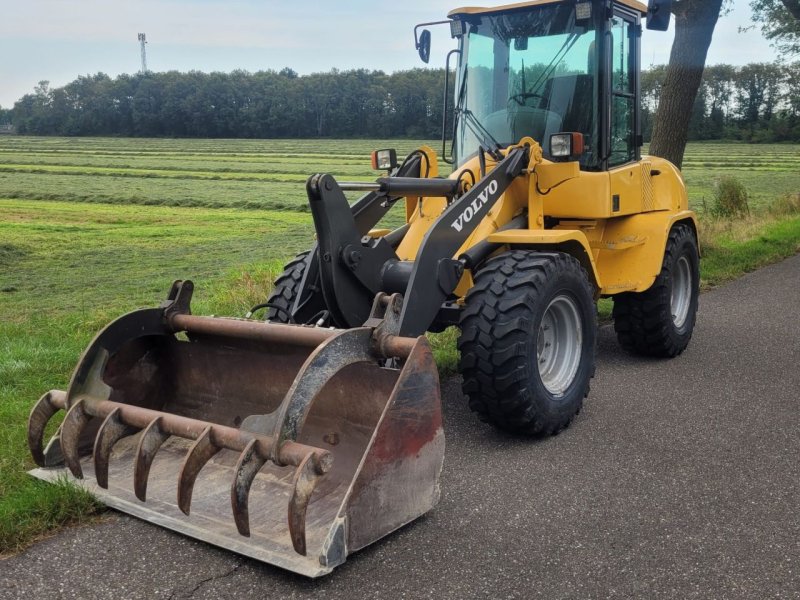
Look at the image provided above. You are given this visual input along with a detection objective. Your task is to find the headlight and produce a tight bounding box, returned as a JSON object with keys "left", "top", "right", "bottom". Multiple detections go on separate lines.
{"left": 549, "top": 133, "right": 585, "bottom": 161}
{"left": 371, "top": 149, "right": 398, "bottom": 171}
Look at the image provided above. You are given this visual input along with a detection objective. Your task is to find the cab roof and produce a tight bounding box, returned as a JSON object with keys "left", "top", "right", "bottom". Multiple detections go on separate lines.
{"left": 448, "top": 0, "right": 648, "bottom": 18}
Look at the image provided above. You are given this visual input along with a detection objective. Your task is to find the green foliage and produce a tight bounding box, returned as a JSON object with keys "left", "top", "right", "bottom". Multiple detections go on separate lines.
{"left": 711, "top": 175, "right": 751, "bottom": 217}
{"left": 0, "top": 105, "right": 12, "bottom": 126}
{"left": 0, "top": 476, "right": 102, "bottom": 555}
{"left": 769, "top": 191, "right": 800, "bottom": 215}
{"left": 11, "top": 69, "right": 453, "bottom": 139}
{"left": 698, "top": 215, "right": 800, "bottom": 286}
{"left": 428, "top": 328, "right": 461, "bottom": 376}
{"left": 642, "top": 62, "right": 800, "bottom": 143}
{"left": 750, "top": 0, "right": 800, "bottom": 56}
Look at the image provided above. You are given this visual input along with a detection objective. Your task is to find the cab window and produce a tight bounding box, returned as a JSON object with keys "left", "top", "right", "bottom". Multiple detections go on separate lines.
{"left": 608, "top": 15, "right": 636, "bottom": 166}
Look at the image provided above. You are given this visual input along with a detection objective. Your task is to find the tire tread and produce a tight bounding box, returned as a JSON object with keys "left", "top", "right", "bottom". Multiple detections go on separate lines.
{"left": 458, "top": 250, "right": 596, "bottom": 436}
{"left": 612, "top": 224, "right": 699, "bottom": 358}
{"left": 265, "top": 251, "right": 310, "bottom": 322}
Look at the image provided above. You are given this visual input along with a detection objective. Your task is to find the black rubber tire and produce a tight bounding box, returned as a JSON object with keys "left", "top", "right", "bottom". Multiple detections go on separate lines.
{"left": 265, "top": 251, "right": 311, "bottom": 323}
{"left": 458, "top": 250, "right": 597, "bottom": 436}
{"left": 612, "top": 223, "right": 700, "bottom": 358}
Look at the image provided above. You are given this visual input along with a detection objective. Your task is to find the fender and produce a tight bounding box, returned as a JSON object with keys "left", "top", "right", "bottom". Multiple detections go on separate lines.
{"left": 486, "top": 228, "right": 602, "bottom": 292}
{"left": 596, "top": 210, "right": 698, "bottom": 294}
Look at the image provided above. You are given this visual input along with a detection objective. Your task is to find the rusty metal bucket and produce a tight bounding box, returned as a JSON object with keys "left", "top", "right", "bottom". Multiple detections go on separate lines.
{"left": 27, "top": 281, "right": 444, "bottom": 577}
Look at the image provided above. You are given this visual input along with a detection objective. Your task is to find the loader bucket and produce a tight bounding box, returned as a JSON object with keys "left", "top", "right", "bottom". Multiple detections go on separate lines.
{"left": 28, "top": 282, "right": 444, "bottom": 577}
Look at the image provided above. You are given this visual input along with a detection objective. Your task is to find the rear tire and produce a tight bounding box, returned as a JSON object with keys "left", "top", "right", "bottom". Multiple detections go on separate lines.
{"left": 265, "top": 251, "right": 311, "bottom": 323}
{"left": 458, "top": 251, "right": 597, "bottom": 436}
{"left": 612, "top": 223, "right": 699, "bottom": 357}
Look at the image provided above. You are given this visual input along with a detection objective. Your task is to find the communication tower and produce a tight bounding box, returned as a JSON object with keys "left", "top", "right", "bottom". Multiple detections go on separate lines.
{"left": 138, "top": 33, "right": 148, "bottom": 73}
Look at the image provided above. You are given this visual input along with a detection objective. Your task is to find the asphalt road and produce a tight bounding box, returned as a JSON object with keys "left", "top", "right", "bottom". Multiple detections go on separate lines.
{"left": 2, "top": 255, "right": 799, "bottom": 599}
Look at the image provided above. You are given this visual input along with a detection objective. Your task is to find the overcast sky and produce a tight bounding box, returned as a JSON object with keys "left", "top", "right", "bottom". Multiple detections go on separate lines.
{"left": 0, "top": 0, "right": 779, "bottom": 108}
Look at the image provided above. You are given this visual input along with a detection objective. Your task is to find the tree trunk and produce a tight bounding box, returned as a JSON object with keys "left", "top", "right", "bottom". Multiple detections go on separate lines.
{"left": 649, "top": 0, "right": 725, "bottom": 168}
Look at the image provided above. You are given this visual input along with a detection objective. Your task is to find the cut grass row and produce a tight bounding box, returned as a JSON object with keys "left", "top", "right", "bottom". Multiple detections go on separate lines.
{"left": 0, "top": 137, "right": 433, "bottom": 158}
{"left": 0, "top": 163, "right": 352, "bottom": 182}
{"left": 0, "top": 164, "right": 794, "bottom": 211}
{"left": 1, "top": 155, "right": 796, "bottom": 179}
{"left": 0, "top": 135, "right": 792, "bottom": 152}
{"left": 3, "top": 139, "right": 797, "bottom": 169}
{"left": 0, "top": 137, "right": 797, "bottom": 213}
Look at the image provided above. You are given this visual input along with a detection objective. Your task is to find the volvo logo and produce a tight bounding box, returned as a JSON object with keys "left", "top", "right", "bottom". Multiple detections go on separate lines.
{"left": 450, "top": 180, "right": 499, "bottom": 232}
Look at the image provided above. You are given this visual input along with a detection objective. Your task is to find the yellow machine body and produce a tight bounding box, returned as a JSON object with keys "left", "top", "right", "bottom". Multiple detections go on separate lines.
{"left": 392, "top": 142, "right": 697, "bottom": 299}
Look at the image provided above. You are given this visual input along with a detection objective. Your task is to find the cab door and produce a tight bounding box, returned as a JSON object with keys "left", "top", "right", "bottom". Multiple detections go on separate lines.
{"left": 606, "top": 4, "right": 649, "bottom": 215}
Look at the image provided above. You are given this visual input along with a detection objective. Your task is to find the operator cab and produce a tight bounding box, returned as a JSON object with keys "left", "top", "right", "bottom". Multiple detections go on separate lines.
{"left": 416, "top": 0, "right": 670, "bottom": 171}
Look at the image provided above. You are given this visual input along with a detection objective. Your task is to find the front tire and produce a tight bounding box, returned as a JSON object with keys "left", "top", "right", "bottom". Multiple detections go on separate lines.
{"left": 458, "top": 251, "right": 597, "bottom": 436}
{"left": 265, "top": 251, "right": 311, "bottom": 323}
{"left": 612, "top": 223, "right": 700, "bottom": 357}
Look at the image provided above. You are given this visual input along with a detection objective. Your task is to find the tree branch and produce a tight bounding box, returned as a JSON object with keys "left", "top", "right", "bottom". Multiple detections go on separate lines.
{"left": 781, "top": 0, "right": 800, "bottom": 20}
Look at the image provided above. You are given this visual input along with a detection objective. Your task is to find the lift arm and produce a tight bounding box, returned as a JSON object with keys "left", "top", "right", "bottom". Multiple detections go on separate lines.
{"left": 306, "top": 145, "right": 530, "bottom": 336}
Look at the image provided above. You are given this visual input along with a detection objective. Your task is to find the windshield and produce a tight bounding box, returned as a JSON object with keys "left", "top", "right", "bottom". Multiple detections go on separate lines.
{"left": 453, "top": 5, "right": 599, "bottom": 168}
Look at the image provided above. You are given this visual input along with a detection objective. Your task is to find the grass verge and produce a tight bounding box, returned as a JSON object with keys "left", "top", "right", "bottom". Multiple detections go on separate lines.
{"left": 700, "top": 213, "right": 800, "bottom": 286}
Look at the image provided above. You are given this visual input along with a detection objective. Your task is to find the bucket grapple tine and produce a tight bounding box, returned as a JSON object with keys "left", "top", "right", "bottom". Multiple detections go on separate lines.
{"left": 93, "top": 407, "right": 137, "bottom": 489}
{"left": 178, "top": 425, "right": 221, "bottom": 515}
{"left": 61, "top": 398, "right": 91, "bottom": 479}
{"left": 288, "top": 452, "right": 325, "bottom": 556}
{"left": 231, "top": 438, "right": 267, "bottom": 537}
{"left": 28, "top": 390, "right": 64, "bottom": 467}
{"left": 134, "top": 417, "right": 170, "bottom": 501}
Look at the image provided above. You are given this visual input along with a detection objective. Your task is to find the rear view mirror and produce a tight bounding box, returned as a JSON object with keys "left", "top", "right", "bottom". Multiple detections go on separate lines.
{"left": 646, "top": 0, "right": 672, "bottom": 31}
{"left": 417, "top": 29, "right": 431, "bottom": 63}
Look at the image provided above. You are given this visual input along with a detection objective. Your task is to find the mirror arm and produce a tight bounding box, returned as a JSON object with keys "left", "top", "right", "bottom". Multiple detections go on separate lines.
{"left": 414, "top": 20, "right": 452, "bottom": 50}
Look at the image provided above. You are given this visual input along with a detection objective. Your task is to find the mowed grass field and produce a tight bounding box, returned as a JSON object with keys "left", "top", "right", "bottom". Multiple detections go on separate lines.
{"left": 1, "top": 136, "right": 798, "bottom": 211}
{"left": 1, "top": 136, "right": 799, "bottom": 555}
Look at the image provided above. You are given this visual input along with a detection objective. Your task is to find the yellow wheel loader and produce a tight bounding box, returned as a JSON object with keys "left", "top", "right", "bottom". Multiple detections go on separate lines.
{"left": 28, "top": 0, "right": 698, "bottom": 578}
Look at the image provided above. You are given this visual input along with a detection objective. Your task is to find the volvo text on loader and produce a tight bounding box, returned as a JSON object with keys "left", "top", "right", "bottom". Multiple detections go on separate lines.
{"left": 28, "top": 0, "right": 698, "bottom": 577}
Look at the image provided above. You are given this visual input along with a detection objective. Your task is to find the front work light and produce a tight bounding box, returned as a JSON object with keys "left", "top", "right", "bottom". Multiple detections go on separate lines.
{"left": 549, "top": 133, "right": 585, "bottom": 161}
{"left": 371, "top": 149, "right": 398, "bottom": 171}
{"left": 575, "top": 2, "right": 592, "bottom": 20}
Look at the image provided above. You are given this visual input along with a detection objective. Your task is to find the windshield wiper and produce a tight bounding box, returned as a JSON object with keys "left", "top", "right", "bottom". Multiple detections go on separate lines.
{"left": 460, "top": 108, "right": 504, "bottom": 161}
{"left": 453, "top": 68, "right": 504, "bottom": 162}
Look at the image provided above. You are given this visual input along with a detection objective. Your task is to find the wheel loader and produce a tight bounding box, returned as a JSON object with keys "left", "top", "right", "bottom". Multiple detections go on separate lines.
{"left": 28, "top": 0, "right": 698, "bottom": 578}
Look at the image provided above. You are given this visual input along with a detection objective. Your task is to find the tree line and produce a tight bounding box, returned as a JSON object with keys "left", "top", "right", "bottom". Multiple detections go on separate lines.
{"left": 8, "top": 68, "right": 448, "bottom": 139}
{"left": 643, "top": 62, "right": 800, "bottom": 143}
{"left": 5, "top": 62, "right": 799, "bottom": 142}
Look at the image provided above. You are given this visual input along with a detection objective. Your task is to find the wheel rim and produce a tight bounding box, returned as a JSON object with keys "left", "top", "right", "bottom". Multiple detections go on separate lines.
{"left": 536, "top": 294, "right": 583, "bottom": 396}
{"left": 671, "top": 256, "right": 692, "bottom": 329}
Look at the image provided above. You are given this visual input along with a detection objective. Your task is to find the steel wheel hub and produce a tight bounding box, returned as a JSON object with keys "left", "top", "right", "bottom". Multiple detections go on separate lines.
{"left": 671, "top": 255, "right": 692, "bottom": 329}
{"left": 536, "top": 294, "right": 583, "bottom": 396}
